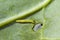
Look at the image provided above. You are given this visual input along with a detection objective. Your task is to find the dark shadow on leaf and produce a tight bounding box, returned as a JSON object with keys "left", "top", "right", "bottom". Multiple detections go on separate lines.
{"left": 44, "top": 0, "right": 54, "bottom": 8}
{"left": 0, "top": 21, "right": 16, "bottom": 30}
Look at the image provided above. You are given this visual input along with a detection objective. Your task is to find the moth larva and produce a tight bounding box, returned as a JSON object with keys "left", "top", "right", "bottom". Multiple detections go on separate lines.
{"left": 16, "top": 20, "right": 35, "bottom": 23}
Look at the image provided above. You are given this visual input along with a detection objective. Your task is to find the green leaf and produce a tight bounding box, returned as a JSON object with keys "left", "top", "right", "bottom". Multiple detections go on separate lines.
{"left": 0, "top": 0, "right": 60, "bottom": 40}
{"left": 42, "top": 0, "right": 60, "bottom": 39}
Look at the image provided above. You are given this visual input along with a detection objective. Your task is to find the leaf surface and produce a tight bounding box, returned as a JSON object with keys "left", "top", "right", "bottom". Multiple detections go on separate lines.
{"left": 0, "top": 0, "right": 60, "bottom": 40}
